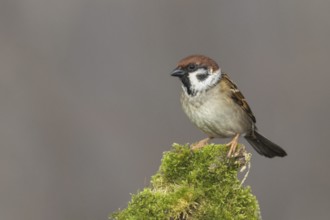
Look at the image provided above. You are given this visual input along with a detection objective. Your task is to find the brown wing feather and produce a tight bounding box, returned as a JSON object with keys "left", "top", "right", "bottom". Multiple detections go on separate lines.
{"left": 220, "top": 73, "right": 256, "bottom": 123}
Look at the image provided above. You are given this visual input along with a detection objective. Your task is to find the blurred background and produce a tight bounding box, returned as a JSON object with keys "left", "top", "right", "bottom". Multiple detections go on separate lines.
{"left": 1, "top": 1, "right": 329, "bottom": 219}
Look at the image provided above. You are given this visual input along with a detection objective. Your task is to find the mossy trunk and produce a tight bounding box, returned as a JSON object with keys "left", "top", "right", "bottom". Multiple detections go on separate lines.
{"left": 111, "top": 144, "right": 261, "bottom": 220}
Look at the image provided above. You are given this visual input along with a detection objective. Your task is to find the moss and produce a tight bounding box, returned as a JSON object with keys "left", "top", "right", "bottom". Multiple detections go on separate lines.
{"left": 111, "top": 144, "right": 261, "bottom": 220}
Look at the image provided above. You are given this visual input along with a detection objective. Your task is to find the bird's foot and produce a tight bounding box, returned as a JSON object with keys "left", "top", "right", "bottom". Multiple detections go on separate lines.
{"left": 225, "top": 134, "right": 240, "bottom": 158}
{"left": 191, "top": 137, "right": 212, "bottom": 150}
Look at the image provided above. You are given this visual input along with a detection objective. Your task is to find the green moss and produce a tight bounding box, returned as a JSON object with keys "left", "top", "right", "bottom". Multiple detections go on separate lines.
{"left": 111, "top": 144, "right": 261, "bottom": 220}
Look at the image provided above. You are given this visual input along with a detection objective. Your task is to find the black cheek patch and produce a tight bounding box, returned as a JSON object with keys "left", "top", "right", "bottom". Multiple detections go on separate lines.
{"left": 197, "top": 73, "right": 209, "bottom": 81}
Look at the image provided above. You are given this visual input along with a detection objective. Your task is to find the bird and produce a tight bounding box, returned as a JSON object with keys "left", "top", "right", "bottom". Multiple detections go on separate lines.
{"left": 170, "top": 55, "right": 287, "bottom": 158}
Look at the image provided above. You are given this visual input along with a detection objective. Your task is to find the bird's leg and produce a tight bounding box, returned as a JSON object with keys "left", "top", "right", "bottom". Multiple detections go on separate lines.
{"left": 226, "top": 133, "right": 240, "bottom": 157}
{"left": 191, "top": 137, "right": 213, "bottom": 150}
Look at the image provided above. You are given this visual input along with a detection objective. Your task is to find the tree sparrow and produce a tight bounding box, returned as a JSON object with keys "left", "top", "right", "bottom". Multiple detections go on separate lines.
{"left": 171, "top": 55, "right": 287, "bottom": 158}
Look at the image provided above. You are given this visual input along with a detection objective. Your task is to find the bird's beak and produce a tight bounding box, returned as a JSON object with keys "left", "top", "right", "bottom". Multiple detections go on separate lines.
{"left": 171, "top": 68, "right": 186, "bottom": 77}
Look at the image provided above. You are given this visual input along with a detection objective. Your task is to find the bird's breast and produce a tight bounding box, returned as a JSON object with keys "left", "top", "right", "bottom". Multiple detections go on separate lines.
{"left": 180, "top": 86, "right": 252, "bottom": 138}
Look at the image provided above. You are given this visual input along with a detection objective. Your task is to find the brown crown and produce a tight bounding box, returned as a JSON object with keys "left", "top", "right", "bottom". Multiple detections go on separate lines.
{"left": 177, "top": 55, "right": 220, "bottom": 72}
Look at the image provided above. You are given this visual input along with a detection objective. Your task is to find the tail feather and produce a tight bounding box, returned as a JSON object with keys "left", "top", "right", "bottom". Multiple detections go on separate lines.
{"left": 244, "top": 131, "right": 287, "bottom": 158}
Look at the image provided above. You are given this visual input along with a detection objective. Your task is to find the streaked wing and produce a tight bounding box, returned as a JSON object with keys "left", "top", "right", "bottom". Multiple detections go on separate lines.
{"left": 220, "top": 73, "right": 256, "bottom": 123}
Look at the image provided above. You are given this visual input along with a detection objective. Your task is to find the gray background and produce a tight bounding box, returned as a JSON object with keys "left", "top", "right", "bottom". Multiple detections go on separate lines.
{"left": 1, "top": 1, "right": 329, "bottom": 220}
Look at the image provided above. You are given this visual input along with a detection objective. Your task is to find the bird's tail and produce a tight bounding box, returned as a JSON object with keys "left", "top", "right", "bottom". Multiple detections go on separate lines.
{"left": 244, "top": 131, "right": 287, "bottom": 158}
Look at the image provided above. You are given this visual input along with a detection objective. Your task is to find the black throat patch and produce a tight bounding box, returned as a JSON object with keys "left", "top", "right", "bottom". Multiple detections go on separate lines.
{"left": 180, "top": 74, "right": 193, "bottom": 96}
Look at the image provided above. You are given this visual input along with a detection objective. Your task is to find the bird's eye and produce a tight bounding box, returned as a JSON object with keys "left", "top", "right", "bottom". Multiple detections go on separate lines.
{"left": 187, "top": 63, "right": 197, "bottom": 71}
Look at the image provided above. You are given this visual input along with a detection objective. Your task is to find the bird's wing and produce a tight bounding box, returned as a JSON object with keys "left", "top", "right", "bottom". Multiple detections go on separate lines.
{"left": 220, "top": 73, "right": 256, "bottom": 123}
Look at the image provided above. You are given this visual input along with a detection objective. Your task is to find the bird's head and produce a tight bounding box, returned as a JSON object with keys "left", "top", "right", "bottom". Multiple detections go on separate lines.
{"left": 171, "top": 55, "right": 221, "bottom": 96}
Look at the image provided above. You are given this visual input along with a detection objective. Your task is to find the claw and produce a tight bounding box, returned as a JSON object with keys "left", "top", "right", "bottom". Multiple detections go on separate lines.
{"left": 226, "top": 134, "right": 240, "bottom": 157}
{"left": 191, "top": 137, "right": 213, "bottom": 150}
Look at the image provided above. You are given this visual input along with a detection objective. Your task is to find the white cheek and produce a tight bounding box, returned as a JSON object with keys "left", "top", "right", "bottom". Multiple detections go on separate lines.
{"left": 189, "top": 69, "right": 221, "bottom": 93}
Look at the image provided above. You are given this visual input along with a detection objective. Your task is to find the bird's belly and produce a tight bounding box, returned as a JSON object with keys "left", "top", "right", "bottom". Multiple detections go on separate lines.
{"left": 182, "top": 94, "right": 251, "bottom": 138}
